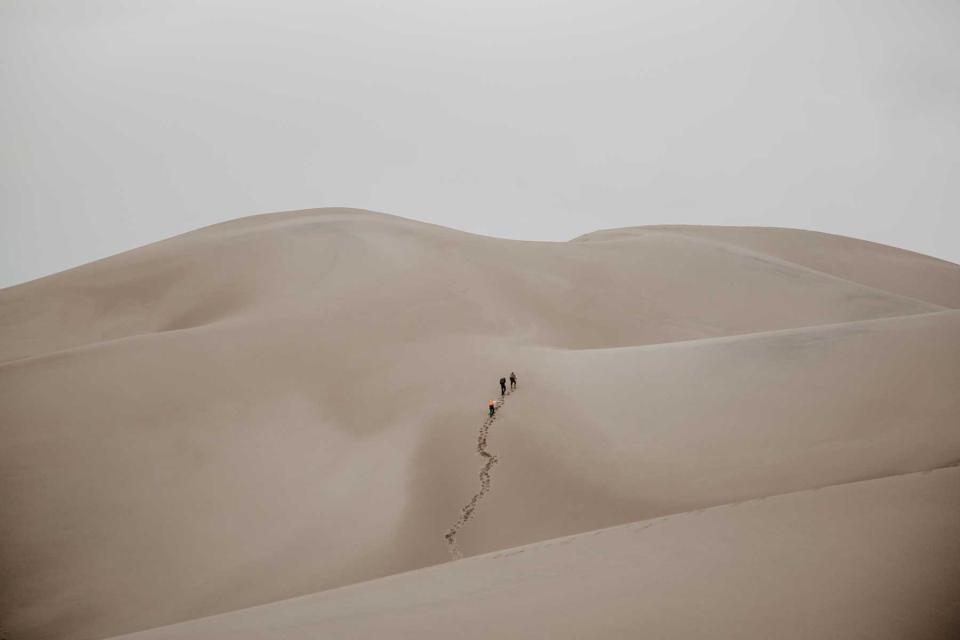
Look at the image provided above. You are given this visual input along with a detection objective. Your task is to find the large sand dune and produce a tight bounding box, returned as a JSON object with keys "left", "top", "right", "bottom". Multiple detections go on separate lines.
{"left": 1, "top": 209, "right": 958, "bottom": 639}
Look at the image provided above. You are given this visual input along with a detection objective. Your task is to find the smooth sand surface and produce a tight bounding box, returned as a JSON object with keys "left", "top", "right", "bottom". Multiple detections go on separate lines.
{"left": 109, "top": 466, "right": 960, "bottom": 640}
{"left": 2, "top": 209, "right": 959, "bottom": 639}
{"left": 575, "top": 225, "right": 960, "bottom": 308}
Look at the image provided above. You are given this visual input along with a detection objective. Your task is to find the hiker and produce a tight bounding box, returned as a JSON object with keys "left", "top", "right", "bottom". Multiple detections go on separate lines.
{"left": 488, "top": 400, "right": 496, "bottom": 417}
{"left": 499, "top": 377, "right": 507, "bottom": 396}
{"left": 510, "top": 372, "right": 517, "bottom": 390}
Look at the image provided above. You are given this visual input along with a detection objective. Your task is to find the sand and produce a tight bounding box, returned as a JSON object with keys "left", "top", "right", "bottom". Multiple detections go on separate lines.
{"left": 109, "top": 466, "right": 960, "bottom": 640}
{"left": 1, "top": 209, "right": 958, "bottom": 639}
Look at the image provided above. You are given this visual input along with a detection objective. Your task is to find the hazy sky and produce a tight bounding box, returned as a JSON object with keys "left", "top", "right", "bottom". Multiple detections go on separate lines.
{"left": 2, "top": 0, "right": 959, "bottom": 287}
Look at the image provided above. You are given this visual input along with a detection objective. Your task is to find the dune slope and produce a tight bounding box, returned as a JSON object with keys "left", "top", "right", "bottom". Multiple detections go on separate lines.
{"left": 109, "top": 465, "right": 960, "bottom": 640}
{"left": 575, "top": 224, "right": 960, "bottom": 308}
{"left": 2, "top": 209, "right": 958, "bottom": 639}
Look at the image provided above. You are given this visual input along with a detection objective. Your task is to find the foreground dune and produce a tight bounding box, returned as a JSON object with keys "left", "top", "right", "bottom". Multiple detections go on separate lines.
{"left": 1, "top": 209, "right": 958, "bottom": 639}
{"left": 110, "top": 465, "right": 960, "bottom": 640}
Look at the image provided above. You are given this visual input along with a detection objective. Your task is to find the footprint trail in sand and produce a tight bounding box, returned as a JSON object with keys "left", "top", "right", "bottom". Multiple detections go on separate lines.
{"left": 443, "top": 390, "right": 511, "bottom": 560}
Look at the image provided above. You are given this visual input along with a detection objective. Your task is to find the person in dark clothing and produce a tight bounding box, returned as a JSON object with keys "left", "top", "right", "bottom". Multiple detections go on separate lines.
{"left": 489, "top": 400, "right": 496, "bottom": 417}
{"left": 510, "top": 372, "right": 517, "bottom": 390}
{"left": 499, "top": 377, "right": 507, "bottom": 396}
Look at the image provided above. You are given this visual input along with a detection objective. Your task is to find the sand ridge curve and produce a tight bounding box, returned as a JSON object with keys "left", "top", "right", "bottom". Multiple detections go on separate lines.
{"left": 107, "top": 464, "right": 960, "bottom": 640}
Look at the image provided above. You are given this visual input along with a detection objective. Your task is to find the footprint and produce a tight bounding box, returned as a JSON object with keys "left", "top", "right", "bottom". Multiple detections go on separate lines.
{"left": 444, "top": 391, "right": 513, "bottom": 559}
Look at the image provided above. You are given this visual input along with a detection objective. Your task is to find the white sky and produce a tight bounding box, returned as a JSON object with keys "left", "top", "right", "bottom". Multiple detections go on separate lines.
{"left": 2, "top": 0, "right": 959, "bottom": 287}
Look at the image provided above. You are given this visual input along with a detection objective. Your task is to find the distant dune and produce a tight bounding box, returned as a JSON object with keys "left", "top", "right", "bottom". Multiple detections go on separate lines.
{"left": 1, "top": 209, "right": 958, "bottom": 640}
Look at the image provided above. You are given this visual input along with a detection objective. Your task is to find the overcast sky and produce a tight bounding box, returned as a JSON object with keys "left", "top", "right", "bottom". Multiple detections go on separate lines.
{"left": 2, "top": 0, "right": 959, "bottom": 287}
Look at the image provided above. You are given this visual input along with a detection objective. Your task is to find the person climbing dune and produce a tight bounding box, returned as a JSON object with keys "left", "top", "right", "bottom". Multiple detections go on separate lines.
{"left": 488, "top": 400, "right": 496, "bottom": 418}
{"left": 510, "top": 371, "right": 517, "bottom": 390}
{"left": 499, "top": 377, "right": 507, "bottom": 396}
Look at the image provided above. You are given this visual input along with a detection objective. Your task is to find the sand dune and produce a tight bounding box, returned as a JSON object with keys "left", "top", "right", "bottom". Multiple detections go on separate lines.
{"left": 1, "top": 209, "right": 958, "bottom": 639}
{"left": 109, "top": 465, "right": 960, "bottom": 640}
{"left": 1, "top": 210, "right": 949, "bottom": 364}
{"left": 575, "top": 225, "right": 960, "bottom": 308}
